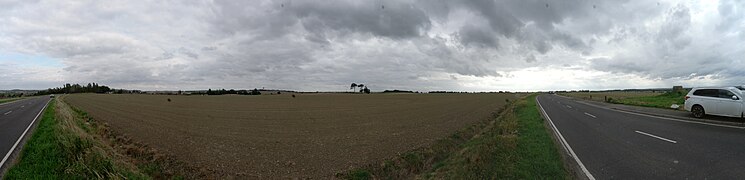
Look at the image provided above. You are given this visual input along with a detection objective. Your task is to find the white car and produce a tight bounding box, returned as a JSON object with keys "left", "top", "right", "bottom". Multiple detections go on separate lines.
{"left": 684, "top": 87, "right": 744, "bottom": 118}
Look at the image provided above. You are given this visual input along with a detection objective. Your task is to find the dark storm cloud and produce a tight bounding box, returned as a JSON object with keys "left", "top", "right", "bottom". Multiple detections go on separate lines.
{"left": 211, "top": 0, "right": 432, "bottom": 40}
{"left": 457, "top": 24, "right": 500, "bottom": 48}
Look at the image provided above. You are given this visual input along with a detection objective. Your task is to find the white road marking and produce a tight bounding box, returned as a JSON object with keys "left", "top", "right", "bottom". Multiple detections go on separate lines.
{"left": 584, "top": 112, "right": 596, "bottom": 118}
{"left": 566, "top": 105, "right": 573, "bottom": 109}
{"left": 635, "top": 131, "right": 677, "bottom": 144}
{"left": 0, "top": 99, "right": 51, "bottom": 170}
{"left": 20, "top": 105, "right": 24, "bottom": 108}
{"left": 555, "top": 93, "right": 736, "bottom": 127}
{"left": 537, "top": 97, "right": 596, "bottom": 180}
{"left": 567, "top": 98, "right": 745, "bottom": 129}
{"left": 4, "top": 111, "right": 11, "bottom": 115}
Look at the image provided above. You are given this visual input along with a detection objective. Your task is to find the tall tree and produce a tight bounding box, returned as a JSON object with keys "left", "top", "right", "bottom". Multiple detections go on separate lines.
{"left": 350, "top": 83, "right": 357, "bottom": 92}
{"left": 357, "top": 84, "right": 364, "bottom": 93}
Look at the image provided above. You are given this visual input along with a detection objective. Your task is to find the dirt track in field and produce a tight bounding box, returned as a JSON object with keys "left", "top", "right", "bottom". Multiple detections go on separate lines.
{"left": 65, "top": 93, "right": 518, "bottom": 178}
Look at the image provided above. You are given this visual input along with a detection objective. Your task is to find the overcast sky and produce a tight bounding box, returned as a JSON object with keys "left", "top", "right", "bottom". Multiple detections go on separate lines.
{"left": 0, "top": 0, "right": 743, "bottom": 91}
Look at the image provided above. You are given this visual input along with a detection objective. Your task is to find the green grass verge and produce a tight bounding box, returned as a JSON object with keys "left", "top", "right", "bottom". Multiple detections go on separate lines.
{"left": 4, "top": 99, "right": 149, "bottom": 179}
{"left": 338, "top": 95, "right": 568, "bottom": 179}
{"left": 4, "top": 101, "right": 62, "bottom": 179}
{"left": 0, "top": 98, "right": 22, "bottom": 104}
{"left": 514, "top": 95, "right": 568, "bottom": 178}
{"left": 612, "top": 91, "right": 687, "bottom": 109}
{"left": 426, "top": 94, "right": 568, "bottom": 179}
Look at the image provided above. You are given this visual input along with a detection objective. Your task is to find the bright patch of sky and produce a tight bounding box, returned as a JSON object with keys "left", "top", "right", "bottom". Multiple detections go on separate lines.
{"left": 0, "top": 52, "right": 63, "bottom": 68}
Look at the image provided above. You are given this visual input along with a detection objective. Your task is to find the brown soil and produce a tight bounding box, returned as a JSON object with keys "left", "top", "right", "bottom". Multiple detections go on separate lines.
{"left": 64, "top": 93, "right": 518, "bottom": 178}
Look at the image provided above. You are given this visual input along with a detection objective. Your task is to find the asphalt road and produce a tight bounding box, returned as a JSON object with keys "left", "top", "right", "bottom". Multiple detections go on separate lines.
{"left": 537, "top": 94, "right": 745, "bottom": 179}
{"left": 0, "top": 97, "right": 50, "bottom": 172}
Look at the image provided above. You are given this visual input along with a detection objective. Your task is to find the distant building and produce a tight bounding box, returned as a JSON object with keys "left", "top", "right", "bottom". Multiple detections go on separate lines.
{"left": 673, "top": 86, "right": 684, "bottom": 92}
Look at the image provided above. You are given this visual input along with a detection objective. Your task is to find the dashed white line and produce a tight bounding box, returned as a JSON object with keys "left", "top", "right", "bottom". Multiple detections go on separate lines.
{"left": 635, "top": 130, "right": 677, "bottom": 144}
{"left": 3, "top": 111, "right": 11, "bottom": 115}
{"left": 568, "top": 98, "right": 745, "bottom": 129}
{"left": 566, "top": 105, "right": 573, "bottom": 108}
{"left": 584, "top": 112, "right": 596, "bottom": 118}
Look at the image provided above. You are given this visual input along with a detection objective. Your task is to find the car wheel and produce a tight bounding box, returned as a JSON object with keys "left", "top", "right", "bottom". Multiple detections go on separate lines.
{"left": 692, "top": 105, "right": 705, "bottom": 118}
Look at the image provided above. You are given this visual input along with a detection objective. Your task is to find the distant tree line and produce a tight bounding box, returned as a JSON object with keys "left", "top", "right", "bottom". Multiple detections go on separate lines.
{"left": 382, "top": 90, "right": 415, "bottom": 93}
{"left": 35, "top": 83, "right": 112, "bottom": 95}
{"left": 111, "top": 89, "right": 142, "bottom": 94}
{"left": 0, "top": 93, "right": 23, "bottom": 98}
{"left": 428, "top": 91, "right": 472, "bottom": 93}
{"left": 205, "top": 88, "right": 262, "bottom": 95}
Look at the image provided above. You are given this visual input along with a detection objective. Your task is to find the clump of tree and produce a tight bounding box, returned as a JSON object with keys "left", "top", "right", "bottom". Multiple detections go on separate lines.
{"left": 207, "top": 89, "right": 228, "bottom": 95}
{"left": 35, "top": 83, "right": 112, "bottom": 95}
{"left": 350, "top": 83, "right": 371, "bottom": 94}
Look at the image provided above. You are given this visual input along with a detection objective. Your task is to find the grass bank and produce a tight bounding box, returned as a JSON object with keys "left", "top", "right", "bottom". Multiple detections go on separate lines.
{"left": 0, "top": 98, "right": 22, "bottom": 104}
{"left": 4, "top": 98, "right": 149, "bottom": 179}
{"left": 560, "top": 91, "right": 687, "bottom": 110}
{"left": 612, "top": 91, "right": 687, "bottom": 109}
{"left": 3, "top": 96, "right": 194, "bottom": 179}
{"left": 338, "top": 94, "right": 568, "bottom": 179}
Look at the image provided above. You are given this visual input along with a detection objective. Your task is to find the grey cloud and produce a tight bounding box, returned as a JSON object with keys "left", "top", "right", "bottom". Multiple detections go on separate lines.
{"left": 443, "top": 0, "right": 596, "bottom": 54}
{"left": 292, "top": 1, "right": 432, "bottom": 39}
{"left": 456, "top": 24, "right": 499, "bottom": 48}
{"left": 525, "top": 54, "right": 537, "bottom": 63}
{"left": 211, "top": 0, "right": 432, "bottom": 41}
{"left": 657, "top": 4, "right": 692, "bottom": 50}
{"left": 716, "top": 0, "right": 745, "bottom": 32}
{"left": 178, "top": 47, "right": 199, "bottom": 59}
{"left": 27, "top": 33, "right": 138, "bottom": 58}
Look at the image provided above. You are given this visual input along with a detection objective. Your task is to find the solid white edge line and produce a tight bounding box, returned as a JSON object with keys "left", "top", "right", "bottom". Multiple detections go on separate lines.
{"left": 537, "top": 96, "right": 596, "bottom": 180}
{"left": 0, "top": 98, "right": 51, "bottom": 170}
{"left": 635, "top": 131, "right": 677, "bottom": 144}
{"left": 584, "top": 112, "right": 596, "bottom": 118}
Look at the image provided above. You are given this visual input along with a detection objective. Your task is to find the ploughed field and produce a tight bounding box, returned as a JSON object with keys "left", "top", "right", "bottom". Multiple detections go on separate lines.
{"left": 65, "top": 93, "right": 518, "bottom": 178}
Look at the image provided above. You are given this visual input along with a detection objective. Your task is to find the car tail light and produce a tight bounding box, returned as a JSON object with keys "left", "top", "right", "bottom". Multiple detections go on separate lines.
{"left": 685, "top": 96, "right": 690, "bottom": 100}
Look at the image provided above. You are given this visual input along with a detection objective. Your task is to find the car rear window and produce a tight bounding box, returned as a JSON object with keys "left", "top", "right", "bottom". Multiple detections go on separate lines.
{"left": 719, "top": 89, "right": 736, "bottom": 98}
{"left": 693, "top": 89, "right": 718, "bottom": 97}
